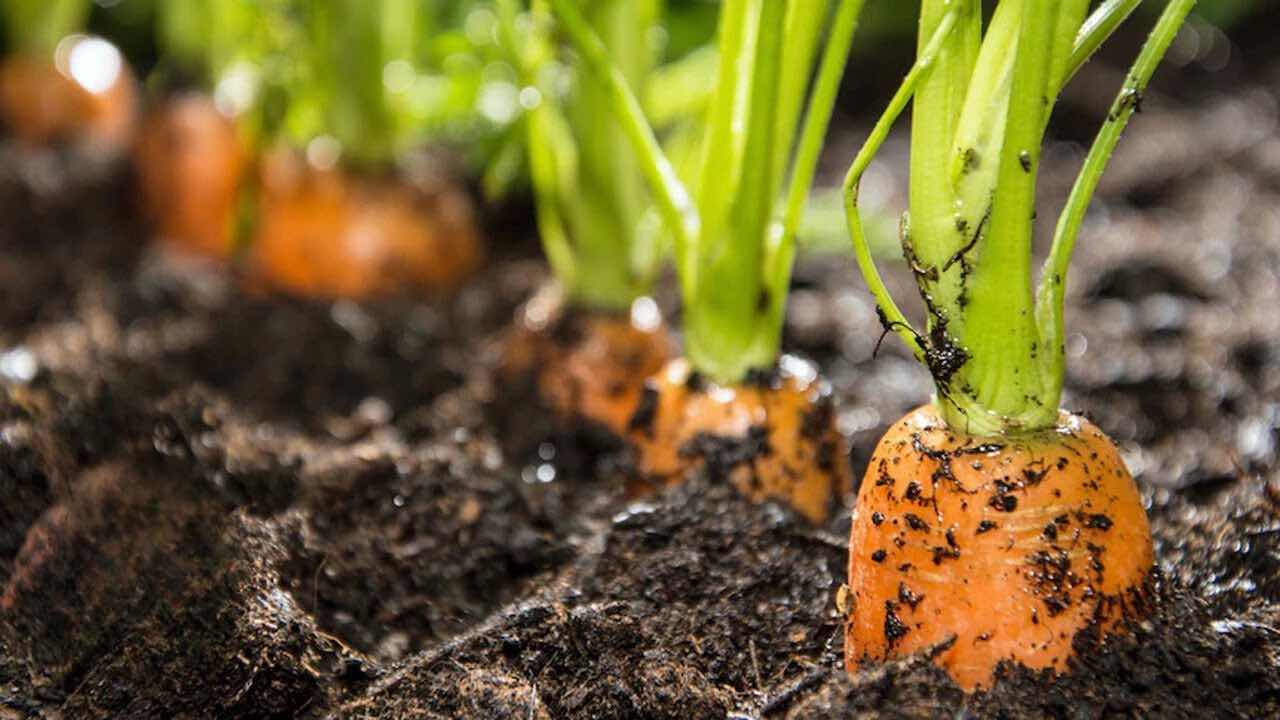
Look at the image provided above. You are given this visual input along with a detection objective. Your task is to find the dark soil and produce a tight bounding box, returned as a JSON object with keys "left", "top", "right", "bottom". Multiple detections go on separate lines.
{"left": 3, "top": 50, "right": 1280, "bottom": 720}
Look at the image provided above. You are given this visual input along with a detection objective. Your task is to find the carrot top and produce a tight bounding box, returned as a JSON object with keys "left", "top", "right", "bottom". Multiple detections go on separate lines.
{"left": 844, "top": 0, "right": 1196, "bottom": 437}
{"left": 551, "top": 0, "right": 868, "bottom": 384}
{"left": 157, "top": 0, "right": 472, "bottom": 168}
{"left": 492, "top": 0, "right": 667, "bottom": 311}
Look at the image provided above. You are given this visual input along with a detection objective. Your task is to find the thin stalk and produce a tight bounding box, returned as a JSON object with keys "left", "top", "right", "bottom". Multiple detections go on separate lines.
{"left": 1063, "top": 0, "right": 1141, "bottom": 89}
{"left": 773, "top": 0, "right": 867, "bottom": 305}
{"left": 843, "top": 3, "right": 966, "bottom": 359}
{"left": 547, "top": 0, "right": 699, "bottom": 289}
{"left": 685, "top": 0, "right": 787, "bottom": 382}
{"left": 688, "top": 0, "right": 752, "bottom": 304}
{"left": 562, "top": 0, "right": 660, "bottom": 309}
{"left": 1035, "top": 0, "right": 1197, "bottom": 409}
{"left": 772, "top": 0, "right": 827, "bottom": 194}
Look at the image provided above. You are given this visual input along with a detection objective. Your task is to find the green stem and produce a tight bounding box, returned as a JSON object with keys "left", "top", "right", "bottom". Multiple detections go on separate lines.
{"left": 1062, "top": 0, "right": 1141, "bottom": 90}
{"left": 1035, "top": 0, "right": 1197, "bottom": 410}
{"left": 684, "top": 0, "right": 787, "bottom": 383}
{"left": 775, "top": 0, "right": 866, "bottom": 301}
{"left": 943, "top": 1, "right": 1083, "bottom": 435}
{"left": 843, "top": 3, "right": 966, "bottom": 360}
{"left": 548, "top": 0, "right": 699, "bottom": 289}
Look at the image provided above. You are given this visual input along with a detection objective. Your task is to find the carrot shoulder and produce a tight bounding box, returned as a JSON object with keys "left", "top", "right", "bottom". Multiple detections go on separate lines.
{"left": 845, "top": 404, "right": 1152, "bottom": 690}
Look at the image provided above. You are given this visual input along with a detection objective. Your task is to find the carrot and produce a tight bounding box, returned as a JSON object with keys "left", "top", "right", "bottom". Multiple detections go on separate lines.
{"left": 494, "top": 1, "right": 677, "bottom": 435}
{"left": 502, "top": 290, "right": 673, "bottom": 435}
{"left": 133, "top": 94, "right": 246, "bottom": 259}
{"left": 629, "top": 357, "right": 848, "bottom": 525}
{"left": 247, "top": 150, "right": 482, "bottom": 299}
{"left": 0, "top": 37, "right": 136, "bottom": 150}
{"left": 845, "top": 404, "right": 1152, "bottom": 689}
{"left": 549, "top": 0, "right": 867, "bottom": 523}
{"left": 840, "top": 0, "right": 1194, "bottom": 690}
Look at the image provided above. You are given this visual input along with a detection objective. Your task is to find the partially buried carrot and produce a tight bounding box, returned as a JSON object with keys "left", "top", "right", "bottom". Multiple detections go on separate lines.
{"left": 133, "top": 94, "right": 246, "bottom": 259}
{"left": 629, "top": 356, "right": 849, "bottom": 525}
{"left": 840, "top": 0, "right": 1193, "bottom": 691}
{"left": 0, "top": 37, "right": 136, "bottom": 150}
{"left": 503, "top": 289, "right": 673, "bottom": 435}
{"left": 846, "top": 405, "right": 1152, "bottom": 690}
{"left": 247, "top": 151, "right": 483, "bottom": 299}
{"left": 548, "top": 0, "right": 866, "bottom": 524}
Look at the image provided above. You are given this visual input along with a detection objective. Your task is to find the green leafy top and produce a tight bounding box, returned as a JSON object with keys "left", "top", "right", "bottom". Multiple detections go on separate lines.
{"left": 155, "top": 0, "right": 512, "bottom": 167}
{"left": 2, "top": 0, "right": 90, "bottom": 53}
{"left": 551, "top": 0, "right": 868, "bottom": 383}
{"left": 843, "top": 0, "right": 1195, "bottom": 436}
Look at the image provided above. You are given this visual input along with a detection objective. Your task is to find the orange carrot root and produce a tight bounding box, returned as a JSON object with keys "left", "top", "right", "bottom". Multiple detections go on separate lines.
{"left": 134, "top": 94, "right": 246, "bottom": 259}
{"left": 248, "top": 151, "right": 484, "bottom": 299}
{"left": 502, "top": 290, "right": 673, "bottom": 435}
{"left": 844, "top": 404, "right": 1154, "bottom": 691}
{"left": 628, "top": 357, "right": 849, "bottom": 524}
{"left": 0, "top": 43, "right": 136, "bottom": 150}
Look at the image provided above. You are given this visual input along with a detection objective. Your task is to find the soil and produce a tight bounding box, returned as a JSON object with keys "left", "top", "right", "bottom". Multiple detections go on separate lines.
{"left": 2, "top": 42, "right": 1280, "bottom": 720}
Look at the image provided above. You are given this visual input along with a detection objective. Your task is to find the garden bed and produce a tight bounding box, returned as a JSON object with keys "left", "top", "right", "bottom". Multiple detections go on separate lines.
{"left": 2, "top": 58, "right": 1280, "bottom": 719}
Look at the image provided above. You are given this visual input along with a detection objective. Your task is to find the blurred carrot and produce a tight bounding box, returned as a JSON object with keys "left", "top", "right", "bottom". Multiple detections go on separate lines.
{"left": 247, "top": 150, "right": 482, "bottom": 299}
{"left": 549, "top": 0, "right": 866, "bottom": 522}
{"left": 0, "top": 36, "right": 136, "bottom": 150}
{"left": 134, "top": 94, "right": 246, "bottom": 259}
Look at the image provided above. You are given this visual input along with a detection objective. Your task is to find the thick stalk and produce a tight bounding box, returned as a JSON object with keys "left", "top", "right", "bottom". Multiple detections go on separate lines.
{"left": 940, "top": 2, "right": 1087, "bottom": 435}
{"left": 908, "top": 0, "right": 980, "bottom": 276}
{"left": 685, "top": 0, "right": 787, "bottom": 383}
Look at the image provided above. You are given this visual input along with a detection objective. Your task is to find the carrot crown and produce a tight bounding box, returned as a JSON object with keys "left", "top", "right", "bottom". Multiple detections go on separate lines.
{"left": 550, "top": 0, "right": 868, "bottom": 384}
{"left": 844, "top": 0, "right": 1195, "bottom": 437}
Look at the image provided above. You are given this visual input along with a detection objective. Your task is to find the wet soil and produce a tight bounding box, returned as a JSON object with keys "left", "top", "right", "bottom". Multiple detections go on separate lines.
{"left": 3, "top": 53, "right": 1280, "bottom": 720}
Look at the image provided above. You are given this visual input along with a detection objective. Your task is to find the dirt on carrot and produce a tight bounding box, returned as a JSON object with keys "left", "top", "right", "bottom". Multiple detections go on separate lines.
{"left": 844, "top": 403, "right": 1154, "bottom": 691}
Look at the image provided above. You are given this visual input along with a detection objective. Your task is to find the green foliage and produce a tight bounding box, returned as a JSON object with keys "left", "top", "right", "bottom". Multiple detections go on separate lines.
{"left": 551, "top": 0, "right": 866, "bottom": 383}
{"left": 153, "top": 0, "right": 520, "bottom": 167}
{"left": 843, "top": 0, "right": 1196, "bottom": 435}
{"left": 2, "top": 0, "right": 90, "bottom": 53}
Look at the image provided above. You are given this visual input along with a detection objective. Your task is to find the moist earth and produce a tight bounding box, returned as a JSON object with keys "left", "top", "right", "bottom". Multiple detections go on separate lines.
{"left": 2, "top": 54, "right": 1280, "bottom": 720}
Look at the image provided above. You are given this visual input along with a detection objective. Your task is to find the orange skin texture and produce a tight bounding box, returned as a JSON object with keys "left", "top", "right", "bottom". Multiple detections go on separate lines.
{"left": 629, "top": 358, "right": 849, "bottom": 524}
{"left": 134, "top": 95, "right": 246, "bottom": 259}
{"left": 0, "top": 50, "right": 136, "bottom": 150}
{"left": 502, "top": 296, "right": 674, "bottom": 435}
{"left": 845, "top": 404, "right": 1154, "bottom": 691}
{"left": 248, "top": 152, "right": 483, "bottom": 299}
